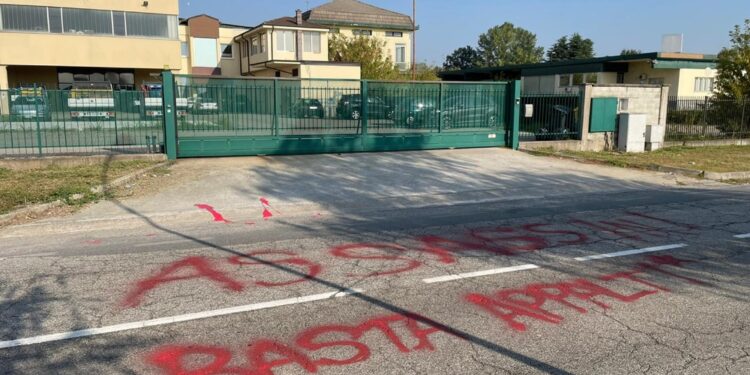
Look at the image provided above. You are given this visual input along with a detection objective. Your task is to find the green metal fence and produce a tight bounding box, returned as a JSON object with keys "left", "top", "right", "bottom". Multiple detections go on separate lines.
{"left": 0, "top": 89, "right": 164, "bottom": 157}
{"left": 666, "top": 96, "right": 749, "bottom": 141}
{"left": 519, "top": 93, "right": 583, "bottom": 141}
{"left": 171, "top": 75, "right": 514, "bottom": 158}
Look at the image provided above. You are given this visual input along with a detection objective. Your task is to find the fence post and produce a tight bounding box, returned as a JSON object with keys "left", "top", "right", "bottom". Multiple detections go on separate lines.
{"left": 437, "top": 81, "right": 444, "bottom": 133}
{"left": 509, "top": 80, "right": 521, "bottom": 150}
{"left": 273, "top": 79, "right": 280, "bottom": 137}
{"left": 161, "top": 71, "right": 178, "bottom": 160}
{"left": 361, "top": 80, "right": 369, "bottom": 136}
{"left": 33, "top": 84, "right": 43, "bottom": 156}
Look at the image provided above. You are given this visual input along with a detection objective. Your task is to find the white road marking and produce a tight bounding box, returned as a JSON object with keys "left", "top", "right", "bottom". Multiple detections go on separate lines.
{"left": 422, "top": 264, "right": 540, "bottom": 284}
{"left": 574, "top": 244, "right": 688, "bottom": 262}
{"left": 734, "top": 233, "right": 750, "bottom": 239}
{"left": 0, "top": 289, "right": 363, "bottom": 350}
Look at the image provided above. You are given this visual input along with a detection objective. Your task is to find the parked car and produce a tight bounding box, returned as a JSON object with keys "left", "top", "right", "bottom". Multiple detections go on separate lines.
{"left": 394, "top": 97, "right": 440, "bottom": 127}
{"left": 290, "top": 98, "right": 325, "bottom": 119}
{"left": 11, "top": 96, "right": 51, "bottom": 121}
{"left": 440, "top": 96, "right": 498, "bottom": 129}
{"left": 336, "top": 94, "right": 394, "bottom": 120}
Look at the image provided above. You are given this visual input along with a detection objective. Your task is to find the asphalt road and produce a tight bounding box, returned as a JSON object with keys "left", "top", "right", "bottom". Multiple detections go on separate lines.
{"left": 1, "top": 151, "right": 749, "bottom": 374}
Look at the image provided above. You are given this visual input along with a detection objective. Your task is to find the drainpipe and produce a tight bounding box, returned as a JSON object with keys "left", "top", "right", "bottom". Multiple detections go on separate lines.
{"left": 295, "top": 9, "right": 303, "bottom": 61}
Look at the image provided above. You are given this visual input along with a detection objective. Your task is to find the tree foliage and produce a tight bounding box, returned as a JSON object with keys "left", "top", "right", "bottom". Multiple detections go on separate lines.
{"left": 546, "top": 33, "right": 595, "bottom": 62}
{"left": 477, "top": 23, "right": 544, "bottom": 66}
{"left": 328, "top": 34, "right": 399, "bottom": 80}
{"left": 620, "top": 49, "right": 642, "bottom": 56}
{"left": 442, "top": 46, "right": 482, "bottom": 71}
{"left": 716, "top": 19, "right": 750, "bottom": 100}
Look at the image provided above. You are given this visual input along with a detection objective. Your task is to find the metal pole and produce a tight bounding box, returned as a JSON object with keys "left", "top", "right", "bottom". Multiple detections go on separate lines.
{"left": 412, "top": 0, "right": 416, "bottom": 81}
{"left": 34, "top": 84, "right": 43, "bottom": 156}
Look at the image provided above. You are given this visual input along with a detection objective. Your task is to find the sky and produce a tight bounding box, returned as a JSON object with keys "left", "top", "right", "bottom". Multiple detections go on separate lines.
{"left": 179, "top": 0, "right": 746, "bottom": 65}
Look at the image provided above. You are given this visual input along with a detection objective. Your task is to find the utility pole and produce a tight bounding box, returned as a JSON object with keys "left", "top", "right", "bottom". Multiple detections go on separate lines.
{"left": 412, "top": 0, "right": 416, "bottom": 81}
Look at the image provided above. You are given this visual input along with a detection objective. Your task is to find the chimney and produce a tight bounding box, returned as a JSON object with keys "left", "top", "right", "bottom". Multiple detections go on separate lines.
{"left": 296, "top": 9, "right": 303, "bottom": 25}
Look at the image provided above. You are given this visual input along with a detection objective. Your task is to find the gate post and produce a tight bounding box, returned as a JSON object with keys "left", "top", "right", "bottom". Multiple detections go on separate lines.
{"left": 509, "top": 80, "right": 521, "bottom": 150}
{"left": 361, "top": 80, "right": 369, "bottom": 136}
{"left": 161, "top": 71, "right": 178, "bottom": 160}
{"left": 273, "top": 79, "right": 280, "bottom": 137}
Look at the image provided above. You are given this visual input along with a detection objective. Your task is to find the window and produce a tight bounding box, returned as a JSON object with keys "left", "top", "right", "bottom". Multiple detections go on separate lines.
{"left": 193, "top": 38, "right": 218, "bottom": 67}
{"left": 251, "top": 36, "right": 260, "bottom": 55}
{"left": 276, "top": 30, "right": 295, "bottom": 52}
{"left": 0, "top": 4, "right": 49, "bottom": 32}
{"left": 62, "top": 8, "right": 112, "bottom": 35}
{"left": 353, "top": 29, "right": 372, "bottom": 36}
{"left": 48, "top": 7, "right": 62, "bottom": 33}
{"left": 221, "top": 43, "right": 234, "bottom": 58}
{"left": 386, "top": 31, "right": 403, "bottom": 37}
{"left": 395, "top": 44, "right": 406, "bottom": 64}
{"left": 181, "top": 42, "right": 190, "bottom": 57}
{"left": 112, "top": 11, "right": 126, "bottom": 36}
{"left": 260, "top": 33, "right": 266, "bottom": 53}
{"left": 125, "top": 13, "right": 177, "bottom": 39}
{"left": 558, "top": 75, "right": 572, "bottom": 87}
{"left": 0, "top": 5, "right": 177, "bottom": 40}
{"left": 694, "top": 77, "right": 715, "bottom": 92}
{"left": 303, "top": 32, "right": 321, "bottom": 53}
{"left": 241, "top": 40, "right": 248, "bottom": 58}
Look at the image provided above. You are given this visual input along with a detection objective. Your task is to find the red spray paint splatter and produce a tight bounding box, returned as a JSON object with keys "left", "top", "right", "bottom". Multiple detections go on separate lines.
{"left": 330, "top": 243, "right": 422, "bottom": 277}
{"left": 466, "top": 256, "right": 699, "bottom": 332}
{"left": 85, "top": 239, "right": 103, "bottom": 246}
{"left": 245, "top": 221, "right": 256, "bottom": 226}
{"left": 228, "top": 250, "right": 322, "bottom": 287}
{"left": 147, "top": 313, "right": 447, "bottom": 375}
{"left": 146, "top": 233, "right": 159, "bottom": 238}
{"left": 122, "top": 256, "right": 244, "bottom": 308}
{"left": 195, "top": 204, "right": 231, "bottom": 223}
{"left": 262, "top": 208, "right": 273, "bottom": 220}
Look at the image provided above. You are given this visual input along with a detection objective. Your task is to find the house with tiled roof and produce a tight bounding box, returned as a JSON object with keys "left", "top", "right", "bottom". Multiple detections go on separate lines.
{"left": 233, "top": 0, "right": 413, "bottom": 79}
{"left": 304, "top": 0, "right": 414, "bottom": 71}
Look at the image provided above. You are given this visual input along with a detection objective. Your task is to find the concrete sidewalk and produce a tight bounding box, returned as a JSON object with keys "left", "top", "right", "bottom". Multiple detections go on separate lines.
{"left": 0, "top": 148, "right": 724, "bottom": 235}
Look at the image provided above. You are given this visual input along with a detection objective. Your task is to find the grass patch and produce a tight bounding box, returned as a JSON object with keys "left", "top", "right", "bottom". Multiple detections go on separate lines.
{"left": 0, "top": 160, "right": 164, "bottom": 214}
{"left": 539, "top": 145, "right": 750, "bottom": 173}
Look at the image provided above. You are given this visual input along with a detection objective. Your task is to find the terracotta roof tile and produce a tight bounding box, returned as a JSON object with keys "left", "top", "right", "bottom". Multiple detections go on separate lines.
{"left": 304, "top": 0, "right": 413, "bottom": 30}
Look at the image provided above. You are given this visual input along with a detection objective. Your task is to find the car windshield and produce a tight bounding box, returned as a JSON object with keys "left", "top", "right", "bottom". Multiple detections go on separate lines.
{"left": 14, "top": 97, "right": 45, "bottom": 105}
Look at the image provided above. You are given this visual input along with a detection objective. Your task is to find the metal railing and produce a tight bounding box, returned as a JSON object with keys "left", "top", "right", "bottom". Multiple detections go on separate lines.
{"left": 0, "top": 89, "right": 165, "bottom": 157}
{"left": 519, "top": 93, "right": 583, "bottom": 141}
{"left": 172, "top": 75, "right": 508, "bottom": 138}
{"left": 666, "top": 96, "right": 749, "bottom": 141}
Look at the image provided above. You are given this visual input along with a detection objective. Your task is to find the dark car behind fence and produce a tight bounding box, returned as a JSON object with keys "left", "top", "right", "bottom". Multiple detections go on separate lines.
{"left": 666, "top": 97, "right": 749, "bottom": 141}
{"left": 520, "top": 94, "right": 583, "bottom": 141}
{"left": 1, "top": 89, "right": 165, "bottom": 157}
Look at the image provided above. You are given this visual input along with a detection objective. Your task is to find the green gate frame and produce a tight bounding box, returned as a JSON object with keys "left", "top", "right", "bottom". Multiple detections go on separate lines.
{"left": 161, "top": 73, "right": 521, "bottom": 159}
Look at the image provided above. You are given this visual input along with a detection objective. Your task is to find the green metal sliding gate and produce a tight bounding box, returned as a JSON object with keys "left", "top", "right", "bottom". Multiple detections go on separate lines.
{"left": 161, "top": 72, "right": 520, "bottom": 159}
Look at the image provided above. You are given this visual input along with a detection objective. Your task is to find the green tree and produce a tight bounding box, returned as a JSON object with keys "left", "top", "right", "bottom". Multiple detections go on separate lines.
{"left": 328, "top": 34, "right": 399, "bottom": 80}
{"left": 442, "top": 46, "right": 482, "bottom": 71}
{"left": 620, "top": 49, "right": 643, "bottom": 56}
{"left": 547, "top": 33, "right": 595, "bottom": 62}
{"left": 716, "top": 19, "right": 750, "bottom": 99}
{"left": 477, "top": 23, "right": 544, "bottom": 66}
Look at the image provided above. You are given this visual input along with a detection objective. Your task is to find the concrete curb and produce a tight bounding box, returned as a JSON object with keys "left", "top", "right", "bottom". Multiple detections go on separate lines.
{"left": 522, "top": 149, "right": 749, "bottom": 182}
{"left": 0, "top": 161, "right": 171, "bottom": 227}
{"left": 703, "top": 171, "right": 750, "bottom": 181}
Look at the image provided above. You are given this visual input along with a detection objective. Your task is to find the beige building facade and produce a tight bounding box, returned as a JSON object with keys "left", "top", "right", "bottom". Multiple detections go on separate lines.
{"left": 0, "top": 0, "right": 181, "bottom": 90}
{"left": 0, "top": 0, "right": 419, "bottom": 90}
{"left": 443, "top": 53, "right": 719, "bottom": 98}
